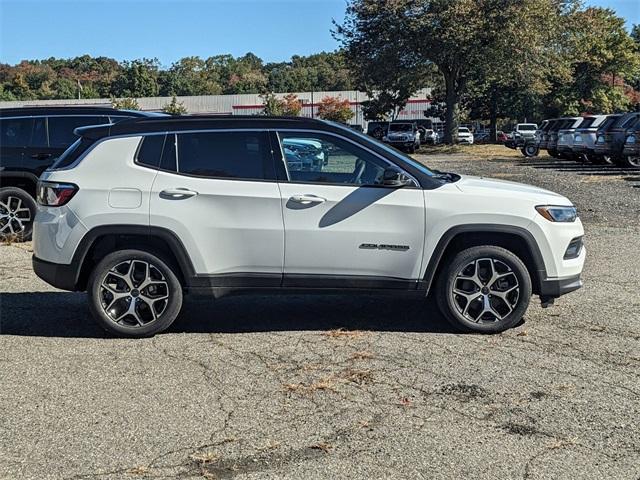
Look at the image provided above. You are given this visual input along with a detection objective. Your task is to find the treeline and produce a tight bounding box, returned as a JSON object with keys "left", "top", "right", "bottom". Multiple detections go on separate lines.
{"left": 0, "top": 52, "right": 353, "bottom": 101}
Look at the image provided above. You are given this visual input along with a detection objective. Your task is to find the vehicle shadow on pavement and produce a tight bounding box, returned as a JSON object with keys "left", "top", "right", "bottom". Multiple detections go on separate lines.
{"left": 0, "top": 292, "right": 456, "bottom": 338}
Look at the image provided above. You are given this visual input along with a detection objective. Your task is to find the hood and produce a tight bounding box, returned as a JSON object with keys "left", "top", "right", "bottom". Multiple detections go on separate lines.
{"left": 454, "top": 175, "right": 571, "bottom": 205}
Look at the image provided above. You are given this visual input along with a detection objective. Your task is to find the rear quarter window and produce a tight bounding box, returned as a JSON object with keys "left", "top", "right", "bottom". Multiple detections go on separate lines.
{"left": 135, "top": 134, "right": 166, "bottom": 168}
{"left": 49, "top": 137, "right": 95, "bottom": 170}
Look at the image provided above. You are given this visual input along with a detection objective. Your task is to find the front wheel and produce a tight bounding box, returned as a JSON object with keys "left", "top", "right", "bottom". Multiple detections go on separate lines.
{"left": 87, "top": 249, "right": 183, "bottom": 337}
{"left": 436, "top": 246, "right": 532, "bottom": 333}
{"left": 521, "top": 144, "right": 539, "bottom": 157}
{"left": 0, "top": 187, "right": 36, "bottom": 241}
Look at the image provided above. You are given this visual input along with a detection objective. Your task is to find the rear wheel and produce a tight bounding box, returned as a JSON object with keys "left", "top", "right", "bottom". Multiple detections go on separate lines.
{"left": 621, "top": 155, "right": 640, "bottom": 168}
{"left": 0, "top": 187, "right": 36, "bottom": 241}
{"left": 436, "top": 246, "right": 532, "bottom": 333}
{"left": 87, "top": 249, "right": 183, "bottom": 337}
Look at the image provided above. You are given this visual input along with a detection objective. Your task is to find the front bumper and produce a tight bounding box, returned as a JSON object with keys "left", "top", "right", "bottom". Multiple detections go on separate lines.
{"left": 539, "top": 273, "right": 583, "bottom": 299}
{"left": 33, "top": 255, "right": 78, "bottom": 291}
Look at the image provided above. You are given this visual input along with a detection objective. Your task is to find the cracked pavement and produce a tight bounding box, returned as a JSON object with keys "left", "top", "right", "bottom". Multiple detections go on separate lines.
{"left": 1, "top": 151, "right": 639, "bottom": 479}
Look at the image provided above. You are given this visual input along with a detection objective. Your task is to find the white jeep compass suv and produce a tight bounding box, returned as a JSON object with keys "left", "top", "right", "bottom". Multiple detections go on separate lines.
{"left": 32, "top": 116, "right": 585, "bottom": 337}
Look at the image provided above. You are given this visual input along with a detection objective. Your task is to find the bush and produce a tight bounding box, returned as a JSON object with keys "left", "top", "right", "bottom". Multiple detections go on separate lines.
{"left": 316, "top": 96, "right": 353, "bottom": 123}
{"left": 111, "top": 97, "right": 140, "bottom": 110}
{"left": 162, "top": 96, "right": 188, "bottom": 115}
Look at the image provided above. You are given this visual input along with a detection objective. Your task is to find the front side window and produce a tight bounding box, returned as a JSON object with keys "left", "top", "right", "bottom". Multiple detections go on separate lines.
{"left": 278, "top": 132, "right": 390, "bottom": 186}
{"left": 176, "top": 131, "right": 272, "bottom": 180}
{"left": 47, "top": 116, "right": 110, "bottom": 148}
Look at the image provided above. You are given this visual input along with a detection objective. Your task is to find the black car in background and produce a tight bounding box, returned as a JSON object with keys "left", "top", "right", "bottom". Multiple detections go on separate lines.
{"left": 594, "top": 112, "right": 640, "bottom": 167}
{"left": 622, "top": 123, "right": 640, "bottom": 168}
{"left": 366, "top": 121, "right": 390, "bottom": 140}
{"left": 539, "top": 118, "right": 558, "bottom": 152}
{"left": 0, "top": 106, "right": 165, "bottom": 239}
{"left": 547, "top": 118, "right": 579, "bottom": 158}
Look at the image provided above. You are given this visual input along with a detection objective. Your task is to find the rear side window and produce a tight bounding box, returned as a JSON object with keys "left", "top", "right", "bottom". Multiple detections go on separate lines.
{"left": 49, "top": 137, "right": 95, "bottom": 170}
{"left": 47, "top": 116, "right": 110, "bottom": 148}
{"left": 0, "top": 118, "right": 34, "bottom": 147}
{"left": 136, "top": 135, "right": 166, "bottom": 168}
{"left": 175, "top": 131, "right": 273, "bottom": 180}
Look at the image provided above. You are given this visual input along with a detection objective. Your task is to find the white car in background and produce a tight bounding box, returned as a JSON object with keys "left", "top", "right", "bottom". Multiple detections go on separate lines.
{"left": 457, "top": 127, "right": 474, "bottom": 144}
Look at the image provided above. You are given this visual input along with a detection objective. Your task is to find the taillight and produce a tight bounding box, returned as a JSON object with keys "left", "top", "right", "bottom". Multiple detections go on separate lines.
{"left": 37, "top": 181, "right": 78, "bottom": 206}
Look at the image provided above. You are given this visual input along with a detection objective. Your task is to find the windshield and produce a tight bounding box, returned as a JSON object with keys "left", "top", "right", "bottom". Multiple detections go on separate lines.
{"left": 323, "top": 120, "right": 435, "bottom": 177}
{"left": 458, "top": 127, "right": 470, "bottom": 133}
{"left": 518, "top": 124, "right": 537, "bottom": 130}
{"left": 389, "top": 123, "right": 413, "bottom": 132}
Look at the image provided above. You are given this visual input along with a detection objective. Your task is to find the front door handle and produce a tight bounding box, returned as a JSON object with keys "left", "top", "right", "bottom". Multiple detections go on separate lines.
{"left": 30, "top": 153, "right": 52, "bottom": 160}
{"left": 289, "top": 194, "right": 326, "bottom": 205}
{"left": 160, "top": 188, "right": 199, "bottom": 200}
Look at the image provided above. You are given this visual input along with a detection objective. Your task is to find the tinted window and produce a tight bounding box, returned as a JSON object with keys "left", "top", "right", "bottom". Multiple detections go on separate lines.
{"left": 620, "top": 114, "right": 640, "bottom": 129}
{"left": 49, "top": 137, "right": 95, "bottom": 170}
{"left": 47, "top": 116, "right": 110, "bottom": 148}
{"left": 136, "top": 134, "right": 165, "bottom": 168}
{"left": 599, "top": 116, "right": 619, "bottom": 131}
{"left": 279, "top": 132, "right": 389, "bottom": 186}
{"left": 0, "top": 118, "right": 33, "bottom": 147}
{"left": 161, "top": 134, "right": 177, "bottom": 172}
{"left": 176, "top": 131, "right": 272, "bottom": 180}
{"left": 31, "top": 118, "right": 47, "bottom": 146}
{"left": 578, "top": 117, "right": 595, "bottom": 129}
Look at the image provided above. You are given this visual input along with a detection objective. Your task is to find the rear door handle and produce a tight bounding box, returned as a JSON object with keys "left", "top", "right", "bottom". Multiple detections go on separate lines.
{"left": 289, "top": 194, "right": 326, "bottom": 205}
{"left": 30, "top": 153, "right": 52, "bottom": 160}
{"left": 160, "top": 188, "right": 199, "bottom": 200}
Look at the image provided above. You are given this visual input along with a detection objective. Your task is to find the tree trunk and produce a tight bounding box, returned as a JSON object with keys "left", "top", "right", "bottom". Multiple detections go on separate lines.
{"left": 443, "top": 72, "right": 459, "bottom": 145}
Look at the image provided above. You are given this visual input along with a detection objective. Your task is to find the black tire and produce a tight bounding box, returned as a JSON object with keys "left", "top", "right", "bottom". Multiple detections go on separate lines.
{"left": 521, "top": 144, "right": 539, "bottom": 157}
{"left": 436, "top": 246, "right": 532, "bottom": 334}
{"left": 622, "top": 155, "right": 640, "bottom": 169}
{"left": 0, "top": 187, "right": 36, "bottom": 241}
{"left": 87, "top": 249, "right": 183, "bottom": 338}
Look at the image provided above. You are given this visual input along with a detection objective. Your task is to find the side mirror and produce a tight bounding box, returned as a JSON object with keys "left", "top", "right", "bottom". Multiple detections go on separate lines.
{"left": 382, "top": 167, "right": 414, "bottom": 187}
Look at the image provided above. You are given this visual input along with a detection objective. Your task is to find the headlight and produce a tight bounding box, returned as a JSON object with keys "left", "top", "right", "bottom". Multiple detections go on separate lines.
{"left": 596, "top": 135, "right": 605, "bottom": 144}
{"left": 574, "top": 134, "right": 582, "bottom": 142}
{"left": 536, "top": 205, "right": 577, "bottom": 223}
{"left": 626, "top": 135, "right": 636, "bottom": 144}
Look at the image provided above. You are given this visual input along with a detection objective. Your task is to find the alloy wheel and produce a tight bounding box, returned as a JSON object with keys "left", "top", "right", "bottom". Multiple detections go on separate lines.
{"left": 450, "top": 257, "right": 520, "bottom": 324}
{"left": 99, "top": 259, "right": 170, "bottom": 327}
{"left": 0, "top": 196, "right": 31, "bottom": 236}
{"left": 627, "top": 156, "right": 640, "bottom": 168}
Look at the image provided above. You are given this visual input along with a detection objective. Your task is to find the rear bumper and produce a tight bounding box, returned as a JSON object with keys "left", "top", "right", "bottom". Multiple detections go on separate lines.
{"left": 539, "top": 274, "right": 583, "bottom": 299}
{"left": 32, "top": 255, "right": 78, "bottom": 291}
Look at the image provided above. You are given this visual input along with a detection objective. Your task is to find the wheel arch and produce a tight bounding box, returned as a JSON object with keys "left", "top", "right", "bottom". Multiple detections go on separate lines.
{"left": 422, "top": 225, "right": 547, "bottom": 296}
{"left": 0, "top": 173, "right": 39, "bottom": 198}
{"left": 71, "top": 225, "right": 195, "bottom": 291}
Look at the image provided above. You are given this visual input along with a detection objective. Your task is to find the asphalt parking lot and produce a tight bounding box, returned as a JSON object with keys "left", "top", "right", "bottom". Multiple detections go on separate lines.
{"left": 1, "top": 148, "right": 639, "bottom": 480}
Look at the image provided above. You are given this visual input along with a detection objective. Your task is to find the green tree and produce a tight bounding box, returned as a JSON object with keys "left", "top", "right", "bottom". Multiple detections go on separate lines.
{"left": 316, "top": 96, "right": 354, "bottom": 123}
{"left": 337, "top": 0, "right": 575, "bottom": 143}
{"left": 111, "top": 59, "right": 159, "bottom": 98}
{"left": 162, "top": 96, "right": 188, "bottom": 115}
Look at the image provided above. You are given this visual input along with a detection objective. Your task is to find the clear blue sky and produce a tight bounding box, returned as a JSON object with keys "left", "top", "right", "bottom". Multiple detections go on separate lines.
{"left": 0, "top": 0, "right": 638, "bottom": 67}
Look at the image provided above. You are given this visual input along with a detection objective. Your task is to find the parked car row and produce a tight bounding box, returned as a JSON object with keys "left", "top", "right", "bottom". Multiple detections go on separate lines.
{"left": 366, "top": 120, "right": 442, "bottom": 151}
{"left": 0, "top": 107, "right": 166, "bottom": 239}
{"left": 537, "top": 112, "right": 640, "bottom": 168}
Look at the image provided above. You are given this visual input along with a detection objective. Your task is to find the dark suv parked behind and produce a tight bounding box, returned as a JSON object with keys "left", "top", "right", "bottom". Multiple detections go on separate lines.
{"left": 594, "top": 112, "right": 640, "bottom": 166}
{"left": 0, "top": 107, "right": 164, "bottom": 239}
